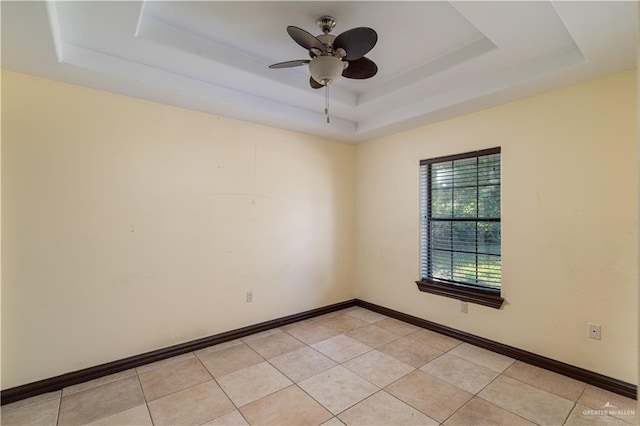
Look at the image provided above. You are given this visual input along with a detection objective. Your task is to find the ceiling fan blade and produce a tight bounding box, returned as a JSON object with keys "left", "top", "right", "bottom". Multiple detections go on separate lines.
{"left": 310, "top": 76, "right": 323, "bottom": 89}
{"left": 287, "top": 26, "right": 327, "bottom": 52}
{"left": 343, "top": 57, "right": 378, "bottom": 79}
{"left": 269, "top": 59, "right": 310, "bottom": 69}
{"left": 334, "top": 27, "right": 377, "bottom": 61}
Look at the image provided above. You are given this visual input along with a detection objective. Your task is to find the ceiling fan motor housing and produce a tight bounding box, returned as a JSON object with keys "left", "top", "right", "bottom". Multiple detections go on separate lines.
{"left": 317, "top": 34, "right": 336, "bottom": 51}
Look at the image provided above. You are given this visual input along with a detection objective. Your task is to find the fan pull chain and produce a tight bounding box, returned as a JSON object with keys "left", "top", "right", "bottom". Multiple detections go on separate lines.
{"left": 325, "top": 84, "right": 330, "bottom": 124}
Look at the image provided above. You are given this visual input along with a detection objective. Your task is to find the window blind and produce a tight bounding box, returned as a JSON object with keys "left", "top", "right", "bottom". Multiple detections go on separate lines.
{"left": 420, "top": 147, "right": 501, "bottom": 290}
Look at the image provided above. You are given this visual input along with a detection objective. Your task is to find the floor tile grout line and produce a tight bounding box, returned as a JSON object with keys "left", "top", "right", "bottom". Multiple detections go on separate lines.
{"left": 287, "top": 334, "right": 372, "bottom": 411}
{"left": 568, "top": 383, "right": 637, "bottom": 424}
{"left": 263, "top": 345, "right": 325, "bottom": 381}
{"left": 2, "top": 391, "right": 64, "bottom": 415}
{"left": 207, "top": 341, "right": 330, "bottom": 416}
{"left": 60, "top": 369, "right": 139, "bottom": 399}
{"left": 213, "top": 337, "right": 337, "bottom": 410}
{"left": 472, "top": 372, "right": 573, "bottom": 425}
{"left": 446, "top": 342, "right": 516, "bottom": 372}
{"left": 267, "top": 345, "right": 338, "bottom": 383}
{"left": 194, "top": 407, "right": 247, "bottom": 426}
{"left": 317, "top": 376, "right": 382, "bottom": 419}
{"left": 380, "top": 388, "right": 440, "bottom": 424}
{"left": 137, "top": 356, "right": 214, "bottom": 405}
{"left": 575, "top": 383, "right": 589, "bottom": 405}
{"left": 434, "top": 347, "right": 600, "bottom": 420}
{"left": 279, "top": 322, "right": 341, "bottom": 346}
{"left": 620, "top": 413, "right": 638, "bottom": 425}
{"left": 224, "top": 377, "right": 291, "bottom": 414}
{"left": 246, "top": 330, "right": 308, "bottom": 360}
{"left": 57, "top": 373, "right": 148, "bottom": 426}
{"left": 437, "top": 369, "right": 506, "bottom": 425}
{"left": 474, "top": 372, "right": 531, "bottom": 422}
{"left": 200, "top": 342, "right": 266, "bottom": 416}
{"left": 191, "top": 346, "right": 244, "bottom": 424}
{"left": 372, "top": 332, "right": 475, "bottom": 425}
{"left": 387, "top": 330, "right": 460, "bottom": 363}
{"left": 206, "top": 378, "right": 239, "bottom": 423}
{"left": 290, "top": 382, "right": 338, "bottom": 421}
{"left": 340, "top": 351, "right": 417, "bottom": 390}
{"left": 55, "top": 393, "right": 62, "bottom": 426}
{"left": 574, "top": 390, "right": 638, "bottom": 426}
{"left": 136, "top": 374, "right": 155, "bottom": 425}
{"left": 438, "top": 346, "right": 513, "bottom": 374}
{"left": 471, "top": 394, "right": 538, "bottom": 426}
{"left": 433, "top": 392, "right": 474, "bottom": 425}
{"left": 415, "top": 368, "right": 481, "bottom": 422}
{"left": 333, "top": 388, "right": 387, "bottom": 421}
{"left": 137, "top": 367, "right": 153, "bottom": 404}
{"left": 427, "top": 350, "right": 504, "bottom": 380}
{"left": 500, "top": 368, "right": 588, "bottom": 405}
{"left": 143, "top": 400, "right": 155, "bottom": 426}
{"left": 561, "top": 401, "right": 578, "bottom": 426}
{"left": 576, "top": 383, "right": 637, "bottom": 425}
{"left": 193, "top": 350, "right": 216, "bottom": 382}
{"left": 472, "top": 362, "right": 507, "bottom": 395}
{"left": 235, "top": 405, "right": 252, "bottom": 426}
{"left": 379, "top": 346, "right": 515, "bottom": 425}
{"left": 345, "top": 323, "right": 407, "bottom": 349}
{"left": 260, "top": 321, "right": 382, "bottom": 420}
{"left": 133, "top": 372, "right": 152, "bottom": 424}
{"left": 336, "top": 350, "right": 379, "bottom": 387}
{"left": 381, "top": 378, "right": 444, "bottom": 423}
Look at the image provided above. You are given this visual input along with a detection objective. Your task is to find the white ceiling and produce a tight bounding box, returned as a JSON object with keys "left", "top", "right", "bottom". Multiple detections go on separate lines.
{"left": 2, "top": 1, "right": 637, "bottom": 143}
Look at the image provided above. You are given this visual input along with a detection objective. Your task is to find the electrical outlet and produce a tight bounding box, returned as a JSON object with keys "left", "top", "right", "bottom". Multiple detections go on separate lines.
{"left": 587, "top": 322, "right": 601, "bottom": 340}
{"left": 246, "top": 291, "right": 253, "bottom": 303}
{"left": 460, "top": 301, "right": 468, "bottom": 313}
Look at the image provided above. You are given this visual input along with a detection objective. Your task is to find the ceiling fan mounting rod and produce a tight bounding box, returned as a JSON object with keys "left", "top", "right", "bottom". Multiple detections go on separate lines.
{"left": 315, "top": 17, "right": 338, "bottom": 54}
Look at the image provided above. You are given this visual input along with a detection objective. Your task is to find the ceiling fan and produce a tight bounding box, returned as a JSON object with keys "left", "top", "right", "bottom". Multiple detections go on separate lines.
{"left": 269, "top": 16, "right": 378, "bottom": 89}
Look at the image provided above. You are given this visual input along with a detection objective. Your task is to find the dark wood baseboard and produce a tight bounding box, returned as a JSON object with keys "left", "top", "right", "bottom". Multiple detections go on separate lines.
{"left": 3, "top": 297, "right": 636, "bottom": 405}
{"left": 356, "top": 299, "right": 637, "bottom": 400}
{"left": 0, "top": 299, "right": 357, "bottom": 405}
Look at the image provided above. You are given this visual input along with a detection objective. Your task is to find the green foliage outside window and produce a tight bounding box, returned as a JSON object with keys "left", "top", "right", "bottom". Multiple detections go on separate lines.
{"left": 421, "top": 149, "right": 501, "bottom": 290}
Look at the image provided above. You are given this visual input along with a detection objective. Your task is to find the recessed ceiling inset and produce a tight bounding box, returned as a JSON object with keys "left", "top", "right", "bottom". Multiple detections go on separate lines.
{"left": 1, "top": 1, "right": 637, "bottom": 143}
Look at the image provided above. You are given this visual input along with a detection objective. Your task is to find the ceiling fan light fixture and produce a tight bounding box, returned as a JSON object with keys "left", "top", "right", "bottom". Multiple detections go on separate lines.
{"left": 309, "top": 55, "right": 343, "bottom": 85}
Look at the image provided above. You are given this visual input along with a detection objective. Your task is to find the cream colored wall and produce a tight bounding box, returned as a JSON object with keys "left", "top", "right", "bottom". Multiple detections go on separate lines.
{"left": 355, "top": 70, "right": 638, "bottom": 384}
{"left": 2, "top": 68, "right": 637, "bottom": 390}
{"left": 1, "top": 71, "right": 355, "bottom": 389}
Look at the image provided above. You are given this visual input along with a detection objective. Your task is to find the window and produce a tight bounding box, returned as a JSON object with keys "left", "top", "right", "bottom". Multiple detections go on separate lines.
{"left": 416, "top": 147, "right": 504, "bottom": 309}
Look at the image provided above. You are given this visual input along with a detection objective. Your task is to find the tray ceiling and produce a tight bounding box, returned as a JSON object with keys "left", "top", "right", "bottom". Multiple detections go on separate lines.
{"left": 2, "top": 1, "right": 637, "bottom": 143}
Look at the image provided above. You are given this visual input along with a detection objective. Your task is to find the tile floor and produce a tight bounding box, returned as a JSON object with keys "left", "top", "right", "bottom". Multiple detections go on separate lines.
{"left": 1, "top": 307, "right": 637, "bottom": 426}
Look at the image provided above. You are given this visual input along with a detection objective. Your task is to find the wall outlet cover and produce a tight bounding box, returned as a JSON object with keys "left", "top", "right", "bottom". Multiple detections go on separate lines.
{"left": 587, "top": 322, "right": 601, "bottom": 340}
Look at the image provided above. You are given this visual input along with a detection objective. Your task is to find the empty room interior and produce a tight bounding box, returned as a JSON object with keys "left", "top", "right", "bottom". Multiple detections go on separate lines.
{"left": 1, "top": 1, "right": 638, "bottom": 425}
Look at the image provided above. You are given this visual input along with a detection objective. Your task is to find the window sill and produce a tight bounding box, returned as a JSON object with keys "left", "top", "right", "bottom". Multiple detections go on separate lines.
{"left": 415, "top": 280, "right": 504, "bottom": 309}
